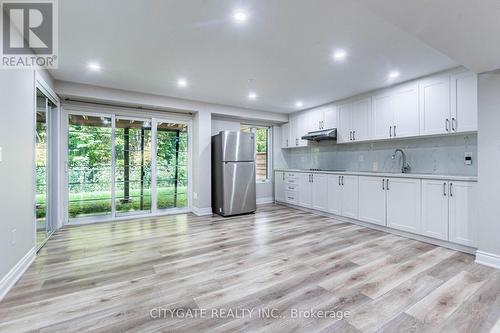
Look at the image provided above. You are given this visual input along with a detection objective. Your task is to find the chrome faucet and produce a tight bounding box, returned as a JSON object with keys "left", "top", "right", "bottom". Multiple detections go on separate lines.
{"left": 392, "top": 149, "right": 411, "bottom": 173}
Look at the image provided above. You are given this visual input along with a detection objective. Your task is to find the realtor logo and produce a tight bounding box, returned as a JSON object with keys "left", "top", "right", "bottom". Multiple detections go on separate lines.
{"left": 1, "top": 0, "right": 58, "bottom": 68}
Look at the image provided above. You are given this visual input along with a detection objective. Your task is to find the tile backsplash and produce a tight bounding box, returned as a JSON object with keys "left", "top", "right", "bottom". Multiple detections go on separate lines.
{"left": 281, "top": 134, "right": 477, "bottom": 176}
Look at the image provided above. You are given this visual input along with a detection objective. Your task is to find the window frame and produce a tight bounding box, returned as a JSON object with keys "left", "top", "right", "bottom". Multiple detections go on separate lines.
{"left": 240, "top": 124, "right": 272, "bottom": 183}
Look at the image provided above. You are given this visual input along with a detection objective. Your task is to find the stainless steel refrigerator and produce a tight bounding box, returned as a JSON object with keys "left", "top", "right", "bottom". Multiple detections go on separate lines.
{"left": 211, "top": 131, "right": 256, "bottom": 216}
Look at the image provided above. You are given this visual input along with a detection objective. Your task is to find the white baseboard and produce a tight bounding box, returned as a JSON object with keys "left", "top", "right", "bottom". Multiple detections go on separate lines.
{"left": 476, "top": 250, "right": 500, "bottom": 270}
{"left": 257, "top": 196, "right": 274, "bottom": 205}
{"left": 0, "top": 247, "right": 36, "bottom": 301}
{"left": 276, "top": 201, "right": 477, "bottom": 255}
{"left": 192, "top": 206, "right": 213, "bottom": 216}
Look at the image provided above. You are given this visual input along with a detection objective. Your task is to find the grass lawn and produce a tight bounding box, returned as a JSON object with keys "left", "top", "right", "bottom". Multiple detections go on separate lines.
{"left": 36, "top": 186, "right": 188, "bottom": 218}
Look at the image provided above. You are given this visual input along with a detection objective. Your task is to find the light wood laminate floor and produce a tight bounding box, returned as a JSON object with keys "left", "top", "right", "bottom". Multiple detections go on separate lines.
{"left": 1, "top": 204, "right": 499, "bottom": 333}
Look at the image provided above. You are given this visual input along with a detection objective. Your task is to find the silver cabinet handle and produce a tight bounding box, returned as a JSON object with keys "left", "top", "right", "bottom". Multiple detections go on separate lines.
{"left": 338, "top": 176, "right": 341, "bottom": 186}
{"left": 443, "top": 182, "right": 447, "bottom": 196}
{"left": 394, "top": 125, "right": 397, "bottom": 137}
{"left": 445, "top": 118, "right": 450, "bottom": 132}
{"left": 311, "top": 174, "right": 314, "bottom": 183}
{"left": 286, "top": 139, "right": 288, "bottom": 147}
{"left": 449, "top": 183, "right": 453, "bottom": 197}
{"left": 296, "top": 138, "right": 299, "bottom": 146}
{"left": 349, "top": 131, "right": 353, "bottom": 141}
{"left": 386, "top": 179, "right": 389, "bottom": 190}
{"left": 353, "top": 131, "right": 356, "bottom": 141}
{"left": 389, "top": 126, "right": 392, "bottom": 138}
{"left": 283, "top": 173, "right": 285, "bottom": 181}
{"left": 341, "top": 176, "right": 344, "bottom": 186}
{"left": 382, "top": 178, "right": 385, "bottom": 190}
{"left": 452, "top": 118, "right": 456, "bottom": 131}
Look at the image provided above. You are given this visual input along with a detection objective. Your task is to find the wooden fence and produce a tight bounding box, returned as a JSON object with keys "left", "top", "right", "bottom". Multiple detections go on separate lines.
{"left": 256, "top": 152, "right": 267, "bottom": 181}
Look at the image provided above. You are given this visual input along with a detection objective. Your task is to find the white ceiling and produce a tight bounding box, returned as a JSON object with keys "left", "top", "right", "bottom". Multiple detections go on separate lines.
{"left": 51, "top": 0, "right": 459, "bottom": 113}
{"left": 356, "top": 0, "right": 500, "bottom": 74}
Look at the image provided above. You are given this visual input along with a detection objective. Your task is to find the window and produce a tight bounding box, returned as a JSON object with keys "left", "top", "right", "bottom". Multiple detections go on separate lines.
{"left": 241, "top": 125, "right": 271, "bottom": 182}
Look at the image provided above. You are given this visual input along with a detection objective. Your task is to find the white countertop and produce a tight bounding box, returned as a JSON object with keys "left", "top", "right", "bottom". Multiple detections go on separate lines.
{"left": 274, "top": 169, "right": 478, "bottom": 182}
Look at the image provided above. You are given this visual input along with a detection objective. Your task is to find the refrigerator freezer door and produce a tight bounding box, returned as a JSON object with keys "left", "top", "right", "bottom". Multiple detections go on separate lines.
{"left": 221, "top": 131, "right": 255, "bottom": 162}
{"left": 220, "top": 161, "right": 256, "bottom": 216}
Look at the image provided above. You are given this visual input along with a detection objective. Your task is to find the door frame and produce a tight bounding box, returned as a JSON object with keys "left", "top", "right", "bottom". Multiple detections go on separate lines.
{"left": 34, "top": 72, "right": 61, "bottom": 251}
{"left": 61, "top": 103, "right": 193, "bottom": 225}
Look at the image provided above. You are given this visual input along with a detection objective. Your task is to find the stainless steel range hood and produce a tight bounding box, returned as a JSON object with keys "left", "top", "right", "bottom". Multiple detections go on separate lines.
{"left": 301, "top": 128, "right": 337, "bottom": 141}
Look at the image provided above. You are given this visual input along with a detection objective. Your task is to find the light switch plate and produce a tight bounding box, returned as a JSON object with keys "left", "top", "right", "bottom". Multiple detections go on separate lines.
{"left": 465, "top": 152, "right": 472, "bottom": 165}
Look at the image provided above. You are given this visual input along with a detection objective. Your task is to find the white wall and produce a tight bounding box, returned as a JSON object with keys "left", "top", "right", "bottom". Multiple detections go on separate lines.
{"left": 477, "top": 70, "right": 500, "bottom": 265}
{"left": 0, "top": 70, "right": 36, "bottom": 295}
{"left": 55, "top": 81, "right": 287, "bottom": 213}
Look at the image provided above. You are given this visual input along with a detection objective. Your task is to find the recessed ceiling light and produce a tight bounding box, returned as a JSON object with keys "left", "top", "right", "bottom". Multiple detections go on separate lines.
{"left": 177, "top": 78, "right": 188, "bottom": 88}
{"left": 388, "top": 71, "right": 400, "bottom": 79}
{"left": 295, "top": 101, "right": 304, "bottom": 108}
{"left": 333, "top": 50, "right": 347, "bottom": 61}
{"left": 248, "top": 92, "right": 257, "bottom": 100}
{"left": 233, "top": 10, "right": 248, "bottom": 23}
{"left": 87, "top": 62, "right": 101, "bottom": 72}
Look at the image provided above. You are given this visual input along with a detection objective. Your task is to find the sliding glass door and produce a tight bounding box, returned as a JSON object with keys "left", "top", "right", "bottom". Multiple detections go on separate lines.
{"left": 156, "top": 121, "right": 188, "bottom": 210}
{"left": 36, "top": 89, "right": 57, "bottom": 248}
{"left": 68, "top": 114, "right": 113, "bottom": 219}
{"left": 115, "top": 118, "right": 152, "bottom": 215}
{"left": 66, "top": 111, "right": 190, "bottom": 223}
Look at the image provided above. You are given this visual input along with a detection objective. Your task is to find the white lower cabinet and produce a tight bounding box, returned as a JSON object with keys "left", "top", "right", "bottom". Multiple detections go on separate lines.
{"left": 275, "top": 171, "right": 476, "bottom": 248}
{"left": 327, "top": 174, "right": 358, "bottom": 218}
{"left": 297, "top": 173, "right": 312, "bottom": 207}
{"left": 359, "top": 176, "right": 421, "bottom": 231}
{"left": 358, "top": 176, "right": 386, "bottom": 226}
{"left": 386, "top": 178, "right": 421, "bottom": 233}
{"left": 449, "top": 181, "right": 477, "bottom": 247}
{"left": 421, "top": 180, "right": 476, "bottom": 246}
{"left": 274, "top": 172, "right": 286, "bottom": 202}
{"left": 421, "top": 180, "right": 449, "bottom": 240}
{"left": 311, "top": 173, "right": 328, "bottom": 212}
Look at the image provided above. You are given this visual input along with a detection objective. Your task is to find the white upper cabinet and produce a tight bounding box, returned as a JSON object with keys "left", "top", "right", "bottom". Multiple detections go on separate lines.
{"left": 351, "top": 97, "right": 371, "bottom": 141}
{"left": 392, "top": 83, "right": 420, "bottom": 138}
{"left": 338, "top": 97, "right": 371, "bottom": 143}
{"left": 372, "top": 91, "right": 394, "bottom": 140}
{"left": 323, "top": 105, "right": 337, "bottom": 129}
{"left": 371, "top": 83, "right": 419, "bottom": 140}
{"left": 311, "top": 173, "right": 328, "bottom": 212}
{"left": 337, "top": 102, "right": 352, "bottom": 143}
{"left": 288, "top": 113, "right": 308, "bottom": 147}
{"left": 283, "top": 69, "right": 477, "bottom": 149}
{"left": 304, "top": 104, "right": 337, "bottom": 133}
{"left": 386, "top": 177, "right": 421, "bottom": 234}
{"left": 419, "top": 74, "right": 451, "bottom": 136}
{"left": 306, "top": 108, "right": 324, "bottom": 132}
{"left": 281, "top": 123, "right": 290, "bottom": 148}
{"left": 451, "top": 71, "right": 478, "bottom": 133}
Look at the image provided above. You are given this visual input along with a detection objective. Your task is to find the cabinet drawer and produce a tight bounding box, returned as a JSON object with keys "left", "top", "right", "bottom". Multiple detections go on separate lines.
{"left": 285, "top": 184, "right": 298, "bottom": 191}
{"left": 285, "top": 191, "right": 298, "bottom": 204}
{"left": 286, "top": 172, "right": 297, "bottom": 178}
{"left": 286, "top": 177, "right": 298, "bottom": 185}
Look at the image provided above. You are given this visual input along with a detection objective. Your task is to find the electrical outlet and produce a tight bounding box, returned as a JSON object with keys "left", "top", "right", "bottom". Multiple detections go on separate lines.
{"left": 11, "top": 229, "right": 16, "bottom": 245}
